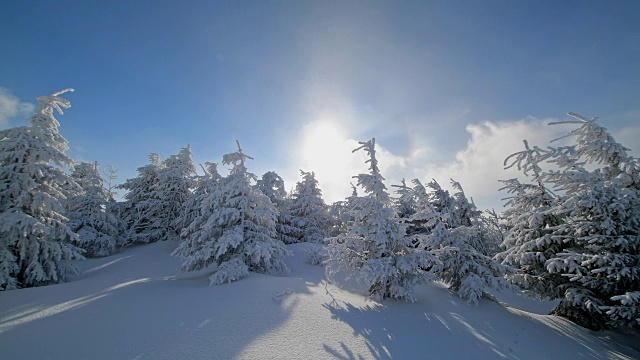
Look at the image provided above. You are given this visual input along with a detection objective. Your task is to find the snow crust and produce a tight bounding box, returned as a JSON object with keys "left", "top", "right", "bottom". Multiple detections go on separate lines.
{"left": 0, "top": 242, "right": 638, "bottom": 359}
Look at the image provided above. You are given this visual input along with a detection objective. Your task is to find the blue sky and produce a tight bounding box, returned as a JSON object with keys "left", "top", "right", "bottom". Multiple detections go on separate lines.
{"left": 1, "top": 1, "right": 639, "bottom": 209}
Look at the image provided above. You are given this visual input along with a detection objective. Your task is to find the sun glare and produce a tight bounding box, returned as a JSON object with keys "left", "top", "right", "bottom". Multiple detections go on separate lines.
{"left": 298, "top": 120, "right": 356, "bottom": 202}
{"left": 301, "top": 121, "right": 347, "bottom": 172}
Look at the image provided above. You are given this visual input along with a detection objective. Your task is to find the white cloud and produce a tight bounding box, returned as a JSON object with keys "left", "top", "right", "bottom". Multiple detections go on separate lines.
{"left": 288, "top": 8, "right": 640, "bottom": 209}
{"left": 613, "top": 126, "right": 640, "bottom": 157}
{"left": 414, "top": 119, "right": 567, "bottom": 210}
{"left": 287, "top": 116, "right": 578, "bottom": 209}
{"left": 286, "top": 114, "right": 640, "bottom": 212}
{"left": 0, "top": 87, "right": 34, "bottom": 129}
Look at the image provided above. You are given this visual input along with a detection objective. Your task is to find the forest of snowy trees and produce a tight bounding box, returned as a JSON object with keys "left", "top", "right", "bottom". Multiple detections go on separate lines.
{"left": 0, "top": 90, "right": 638, "bottom": 331}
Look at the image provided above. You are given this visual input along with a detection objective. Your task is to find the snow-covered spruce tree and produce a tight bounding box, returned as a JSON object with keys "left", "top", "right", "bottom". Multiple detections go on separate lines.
{"left": 102, "top": 163, "right": 119, "bottom": 202}
{"left": 392, "top": 179, "right": 420, "bottom": 237}
{"left": 66, "top": 162, "right": 121, "bottom": 257}
{"left": 495, "top": 141, "right": 567, "bottom": 302}
{"left": 327, "top": 184, "right": 359, "bottom": 238}
{"left": 172, "top": 141, "right": 290, "bottom": 285}
{"left": 545, "top": 114, "right": 639, "bottom": 329}
{"left": 449, "top": 180, "right": 503, "bottom": 256}
{"left": 0, "top": 89, "right": 84, "bottom": 290}
{"left": 151, "top": 145, "right": 196, "bottom": 241}
{"left": 327, "top": 200, "right": 350, "bottom": 237}
{"left": 179, "top": 161, "right": 222, "bottom": 243}
{"left": 256, "top": 171, "right": 286, "bottom": 205}
{"left": 256, "top": 171, "right": 298, "bottom": 244}
{"left": 284, "top": 170, "right": 330, "bottom": 243}
{"left": 276, "top": 192, "right": 302, "bottom": 244}
{"left": 498, "top": 113, "right": 640, "bottom": 330}
{"left": 477, "top": 209, "right": 506, "bottom": 257}
{"left": 117, "top": 153, "right": 164, "bottom": 244}
{"left": 415, "top": 179, "right": 512, "bottom": 305}
{"left": 99, "top": 163, "right": 127, "bottom": 247}
{"left": 326, "top": 139, "right": 438, "bottom": 301}
{"left": 448, "top": 180, "right": 481, "bottom": 228}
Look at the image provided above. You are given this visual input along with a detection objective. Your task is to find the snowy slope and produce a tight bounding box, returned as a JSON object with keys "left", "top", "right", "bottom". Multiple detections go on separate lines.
{"left": 1, "top": 242, "right": 638, "bottom": 360}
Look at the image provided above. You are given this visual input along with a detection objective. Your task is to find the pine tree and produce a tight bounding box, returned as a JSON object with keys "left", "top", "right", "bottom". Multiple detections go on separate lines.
{"left": 0, "top": 89, "right": 84, "bottom": 290}
{"left": 179, "top": 161, "right": 221, "bottom": 242}
{"left": 419, "top": 179, "right": 512, "bottom": 305}
{"left": 284, "top": 170, "right": 330, "bottom": 243}
{"left": 102, "top": 163, "right": 119, "bottom": 202}
{"left": 498, "top": 113, "right": 640, "bottom": 330}
{"left": 256, "top": 171, "right": 297, "bottom": 244}
{"left": 118, "top": 153, "right": 164, "bottom": 244}
{"left": 256, "top": 171, "right": 286, "bottom": 205}
{"left": 327, "top": 200, "right": 350, "bottom": 237}
{"left": 327, "top": 139, "right": 438, "bottom": 301}
{"left": 173, "top": 141, "right": 290, "bottom": 285}
{"left": 67, "top": 162, "right": 121, "bottom": 257}
{"left": 477, "top": 209, "right": 506, "bottom": 257}
{"left": 154, "top": 145, "right": 196, "bottom": 241}
{"left": 392, "top": 179, "right": 420, "bottom": 236}
{"left": 495, "top": 153, "right": 566, "bottom": 301}
{"left": 545, "top": 114, "right": 639, "bottom": 329}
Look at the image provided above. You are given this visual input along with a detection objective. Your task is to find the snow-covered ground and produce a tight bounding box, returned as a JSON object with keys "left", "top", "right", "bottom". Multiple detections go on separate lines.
{"left": 1, "top": 242, "right": 638, "bottom": 360}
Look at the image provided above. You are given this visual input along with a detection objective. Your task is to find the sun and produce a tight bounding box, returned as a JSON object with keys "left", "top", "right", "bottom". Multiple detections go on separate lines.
{"left": 297, "top": 119, "right": 357, "bottom": 202}
{"left": 302, "top": 121, "right": 347, "bottom": 172}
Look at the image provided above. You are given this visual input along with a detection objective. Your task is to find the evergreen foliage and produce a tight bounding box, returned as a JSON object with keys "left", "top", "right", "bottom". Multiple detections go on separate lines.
{"left": 327, "top": 139, "right": 438, "bottom": 301}
{"left": 179, "top": 161, "right": 222, "bottom": 242}
{"left": 412, "top": 179, "right": 512, "bottom": 305}
{"left": 118, "top": 153, "right": 164, "bottom": 244}
{"left": 284, "top": 170, "right": 330, "bottom": 243}
{"left": 495, "top": 145, "right": 566, "bottom": 301}
{"left": 327, "top": 200, "right": 352, "bottom": 237}
{"left": 173, "top": 141, "right": 290, "bottom": 285}
{"left": 0, "top": 89, "right": 83, "bottom": 290}
{"left": 67, "top": 162, "right": 122, "bottom": 257}
{"left": 256, "top": 171, "right": 298, "bottom": 244}
{"left": 498, "top": 113, "right": 640, "bottom": 329}
{"left": 155, "top": 145, "right": 196, "bottom": 241}
{"left": 392, "top": 179, "right": 420, "bottom": 236}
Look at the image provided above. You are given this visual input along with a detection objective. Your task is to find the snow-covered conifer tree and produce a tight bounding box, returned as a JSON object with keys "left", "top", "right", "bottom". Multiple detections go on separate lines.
{"left": 256, "top": 171, "right": 286, "bottom": 205}
{"left": 67, "top": 162, "right": 121, "bottom": 257}
{"left": 392, "top": 179, "right": 420, "bottom": 236}
{"left": 495, "top": 142, "right": 565, "bottom": 301}
{"left": 102, "top": 163, "right": 119, "bottom": 202}
{"left": 100, "top": 163, "right": 127, "bottom": 245}
{"left": 0, "top": 89, "right": 83, "bottom": 290}
{"left": 173, "top": 141, "right": 290, "bottom": 285}
{"left": 153, "top": 145, "right": 196, "bottom": 241}
{"left": 477, "top": 209, "right": 506, "bottom": 257}
{"left": 256, "top": 171, "right": 298, "bottom": 244}
{"left": 327, "top": 139, "right": 438, "bottom": 301}
{"left": 118, "top": 153, "right": 164, "bottom": 244}
{"left": 179, "top": 161, "right": 221, "bottom": 242}
{"left": 547, "top": 114, "right": 639, "bottom": 329}
{"left": 277, "top": 193, "right": 303, "bottom": 244}
{"left": 498, "top": 113, "right": 640, "bottom": 329}
{"left": 327, "top": 183, "right": 360, "bottom": 238}
{"left": 284, "top": 170, "right": 330, "bottom": 243}
{"left": 415, "top": 179, "right": 511, "bottom": 305}
{"left": 327, "top": 200, "right": 350, "bottom": 237}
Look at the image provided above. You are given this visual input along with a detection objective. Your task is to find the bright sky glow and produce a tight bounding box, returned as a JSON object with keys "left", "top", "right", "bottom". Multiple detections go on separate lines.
{"left": 297, "top": 119, "right": 361, "bottom": 201}
{"left": 301, "top": 120, "right": 348, "bottom": 173}
{"left": 1, "top": 1, "right": 638, "bottom": 209}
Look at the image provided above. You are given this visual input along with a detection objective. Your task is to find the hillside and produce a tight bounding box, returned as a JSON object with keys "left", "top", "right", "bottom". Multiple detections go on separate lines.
{"left": 1, "top": 241, "right": 638, "bottom": 360}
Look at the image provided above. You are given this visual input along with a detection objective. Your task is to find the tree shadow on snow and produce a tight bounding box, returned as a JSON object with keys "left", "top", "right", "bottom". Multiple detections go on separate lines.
{"left": 0, "top": 242, "right": 321, "bottom": 360}
{"left": 321, "top": 283, "right": 640, "bottom": 360}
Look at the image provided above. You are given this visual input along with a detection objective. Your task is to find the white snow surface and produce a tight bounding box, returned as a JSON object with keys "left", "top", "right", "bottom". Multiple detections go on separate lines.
{"left": 1, "top": 241, "right": 638, "bottom": 360}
